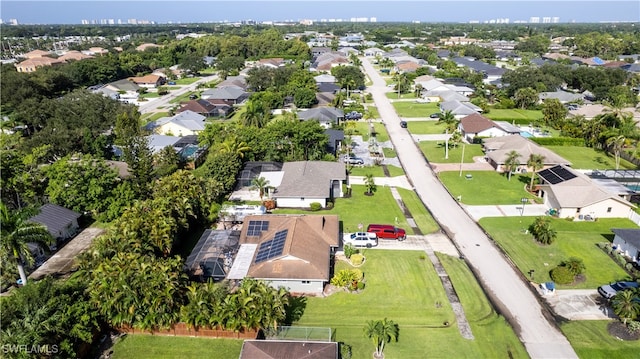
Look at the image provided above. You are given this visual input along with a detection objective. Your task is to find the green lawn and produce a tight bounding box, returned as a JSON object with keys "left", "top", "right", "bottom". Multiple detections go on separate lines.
{"left": 348, "top": 165, "right": 404, "bottom": 177}
{"left": 296, "top": 250, "right": 527, "bottom": 359}
{"left": 438, "top": 171, "right": 539, "bottom": 205}
{"left": 141, "top": 111, "right": 169, "bottom": 123}
{"left": 483, "top": 109, "right": 543, "bottom": 124}
{"left": 480, "top": 217, "right": 635, "bottom": 289}
{"left": 169, "top": 91, "right": 196, "bottom": 104}
{"left": 112, "top": 335, "right": 243, "bottom": 359}
{"left": 546, "top": 146, "right": 637, "bottom": 170}
{"left": 351, "top": 121, "right": 390, "bottom": 142}
{"left": 407, "top": 120, "right": 447, "bottom": 134}
{"left": 419, "top": 142, "right": 484, "bottom": 164}
{"left": 139, "top": 92, "right": 160, "bottom": 99}
{"left": 560, "top": 321, "right": 640, "bottom": 358}
{"left": 386, "top": 92, "right": 418, "bottom": 99}
{"left": 364, "top": 106, "right": 380, "bottom": 119}
{"left": 175, "top": 77, "right": 200, "bottom": 85}
{"left": 382, "top": 147, "right": 397, "bottom": 158}
{"left": 274, "top": 185, "right": 413, "bottom": 234}
{"left": 392, "top": 102, "right": 440, "bottom": 118}
{"left": 396, "top": 187, "right": 439, "bottom": 234}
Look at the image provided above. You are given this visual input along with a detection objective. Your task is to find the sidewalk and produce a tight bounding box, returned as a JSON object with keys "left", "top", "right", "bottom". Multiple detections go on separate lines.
{"left": 349, "top": 175, "right": 413, "bottom": 190}
{"left": 462, "top": 204, "right": 550, "bottom": 220}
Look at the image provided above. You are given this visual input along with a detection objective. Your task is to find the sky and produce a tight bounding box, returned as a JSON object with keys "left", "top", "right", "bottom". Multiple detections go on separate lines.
{"left": 1, "top": 0, "right": 639, "bottom": 25}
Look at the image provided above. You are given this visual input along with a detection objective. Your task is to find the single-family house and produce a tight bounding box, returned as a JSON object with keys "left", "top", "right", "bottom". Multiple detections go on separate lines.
{"left": 395, "top": 61, "right": 421, "bottom": 73}
{"left": 218, "top": 75, "right": 248, "bottom": 90}
{"left": 458, "top": 113, "right": 519, "bottom": 142}
{"left": 451, "top": 57, "right": 506, "bottom": 84}
{"left": 297, "top": 107, "right": 344, "bottom": 128}
{"left": 611, "top": 228, "right": 640, "bottom": 262}
{"left": 105, "top": 79, "right": 140, "bottom": 102}
{"left": 483, "top": 135, "right": 571, "bottom": 172}
{"left": 324, "top": 129, "right": 344, "bottom": 157}
{"left": 538, "top": 90, "right": 583, "bottom": 104}
{"left": 144, "top": 110, "right": 206, "bottom": 136}
{"left": 239, "top": 340, "right": 338, "bottom": 359}
{"left": 57, "top": 50, "right": 93, "bottom": 62}
{"left": 128, "top": 74, "right": 166, "bottom": 88}
{"left": 314, "top": 74, "right": 336, "bottom": 84}
{"left": 310, "top": 47, "right": 332, "bottom": 57}
{"left": 272, "top": 161, "right": 347, "bottom": 208}
{"left": 22, "top": 49, "right": 52, "bottom": 59}
{"left": 338, "top": 47, "right": 360, "bottom": 57}
{"left": 201, "top": 87, "right": 249, "bottom": 104}
{"left": 257, "top": 58, "right": 286, "bottom": 68}
{"left": 15, "top": 56, "right": 64, "bottom": 73}
{"left": 363, "top": 47, "right": 385, "bottom": 57}
{"left": 227, "top": 214, "right": 340, "bottom": 295}
{"left": 185, "top": 229, "right": 241, "bottom": 281}
{"left": 136, "top": 43, "right": 161, "bottom": 52}
{"left": 311, "top": 52, "right": 349, "bottom": 72}
{"left": 28, "top": 204, "right": 81, "bottom": 242}
{"left": 537, "top": 165, "right": 636, "bottom": 219}
{"left": 439, "top": 100, "right": 482, "bottom": 118}
{"left": 177, "top": 99, "right": 233, "bottom": 118}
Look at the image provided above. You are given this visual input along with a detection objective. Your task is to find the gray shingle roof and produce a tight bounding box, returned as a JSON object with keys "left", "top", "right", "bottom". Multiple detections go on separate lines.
{"left": 297, "top": 107, "right": 344, "bottom": 123}
{"left": 612, "top": 228, "right": 640, "bottom": 250}
{"left": 29, "top": 204, "right": 81, "bottom": 237}
{"left": 274, "top": 161, "right": 346, "bottom": 198}
{"left": 201, "top": 87, "right": 247, "bottom": 100}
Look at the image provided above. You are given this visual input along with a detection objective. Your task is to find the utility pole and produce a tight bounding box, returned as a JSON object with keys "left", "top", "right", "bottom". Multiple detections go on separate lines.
{"left": 445, "top": 129, "right": 449, "bottom": 160}
{"left": 459, "top": 144, "right": 466, "bottom": 177}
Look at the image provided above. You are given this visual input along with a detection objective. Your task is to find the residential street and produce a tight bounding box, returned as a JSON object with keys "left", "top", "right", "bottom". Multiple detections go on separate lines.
{"left": 361, "top": 57, "right": 579, "bottom": 358}
{"left": 137, "top": 74, "right": 218, "bottom": 114}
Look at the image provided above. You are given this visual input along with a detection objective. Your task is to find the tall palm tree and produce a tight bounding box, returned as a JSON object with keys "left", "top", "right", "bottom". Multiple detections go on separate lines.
{"left": 241, "top": 99, "right": 271, "bottom": 128}
{"left": 526, "top": 154, "right": 545, "bottom": 191}
{"left": 0, "top": 203, "right": 52, "bottom": 285}
{"left": 414, "top": 83, "right": 424, "bottom": 98}
{"left": 438, "top": 110, "right": 458, "bottom": 133}
{"left": 606, "top": 135, "right": 626, "bottom": 170}
{"left": 363, "top": 318, "right": 399, "bottom": 357}
{"left": 251, "top": 176, "right": 271, "bottom": 201}
{"left": 364, "top": 174, "right": 377, "bottom": 195}
{"left": 612, "top": 289, "right": 640, "bottom": 325}
{"left": 503, "top": 150, "right": 521, "bottom": 181}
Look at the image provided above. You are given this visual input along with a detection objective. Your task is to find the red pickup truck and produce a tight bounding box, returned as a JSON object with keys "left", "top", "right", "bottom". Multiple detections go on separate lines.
{"left": 366, "top": 224, "right": 406, "bottom": 241}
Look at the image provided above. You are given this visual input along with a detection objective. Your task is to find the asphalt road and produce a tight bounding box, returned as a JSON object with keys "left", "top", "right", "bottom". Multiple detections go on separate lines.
{"left": 361, "top": 58, "right": 578, "bottom": 359}
{"left": 138, "top": 74, "right": 218, "bottom": 114}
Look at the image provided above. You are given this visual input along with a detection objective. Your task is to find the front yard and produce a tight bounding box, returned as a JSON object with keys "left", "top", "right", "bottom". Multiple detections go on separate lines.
{"left": 406, "top": 120, "right": 448, "bottom": 134}
{"left": 483, "top": 109, "right": 543, "bottom": 124}
{"left": 392, "top": 101, "right": 440, "bottom": 118}
{"left": 480, "top": 217, "right": 635, "bottom": 289}
{"left": 419, "top": 142, "right": 485, "bottom": 164}
{"left": 560, "top": 321, "right": 640, "bottom": 358}
{"left": 437, "top": 171, "right": 539, "bottom": 205}
{"left": 545, "top": 145, "right": 637, "bottom": 170}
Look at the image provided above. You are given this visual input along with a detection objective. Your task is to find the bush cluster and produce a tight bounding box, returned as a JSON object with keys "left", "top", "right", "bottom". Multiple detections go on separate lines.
{"left": 550, "top": 265, "right": 574, "bottom": 284}
{"left": 530, "top": 137, "right": 585, "bottom": 146}
{"left": 309, "top": 202, "right": 322, "bottom": 211}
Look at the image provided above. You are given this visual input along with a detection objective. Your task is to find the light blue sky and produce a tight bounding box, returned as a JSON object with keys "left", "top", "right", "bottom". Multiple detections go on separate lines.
{"left": 1, "top": 1, "right": 639, "bottom": 24}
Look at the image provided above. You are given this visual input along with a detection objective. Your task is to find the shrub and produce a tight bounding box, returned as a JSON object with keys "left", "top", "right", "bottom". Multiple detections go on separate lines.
{"left": 561, "top": 257, "right": 585, "bottom": 276}
{"left": 550, "top": 265, "right": 574, "bottom": 284}
{"left": 350, "top": 253, "right": 364, "bottom": 266}
{"left": 530, "top": 137, "right": 585, "bottom": 146}
{"left": 309, "top": 202, "right": 322, "bottom": 211}
{"left": 627, "top": 321, "right": 640, "bottom": 334}
{"left": 626, "top": 263, "right": 634, "bottom": 271}
{"left": 325, "top": 201, "right": 334, "bottom": 209}
{"left": 357, "top": 281, "right": 365, "bottom": 290}
{"left": 330, "top": 269, "right": 363, "bottom": 288}
{"left": 343, "top": 244, "right": 357, "bottom": 259}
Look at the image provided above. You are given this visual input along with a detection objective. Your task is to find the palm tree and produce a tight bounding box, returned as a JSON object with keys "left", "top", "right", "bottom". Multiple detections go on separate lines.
{"left": 529, "top": 216, "right": 557, "bottom": 245}
{"left": 221, "top": 137, "right": 251, "bottom": 159}
{"left": 0, "top": 203, "right": 53, "bottom": 285}
{"left": 414, "top": 83, "right": 424, "bottom": 98}
{"left": 526, "top": 154, "right": 545, "bottom": 191}
{"left": 612, "top": 289, "right": 640, "bottom": 325}
{"left": 251, "top": 176, "right": 271, "bottom": 201}
{"left": 363, "top": 318, "right": 399, "bottom": 358}
{"left": 606, "top": 135, "right": 626, "bottom": 170}
{"left": 364, "top": 174, "right": 377, "bottom": 195}
{"left": 503, "top": 150, "right": 521, "bottom": 181}
{"left": 438, "top": 110, "right": 458, "bottom": 133}
{"left": 241, "top": 99, "right": 271, "bottom": 128}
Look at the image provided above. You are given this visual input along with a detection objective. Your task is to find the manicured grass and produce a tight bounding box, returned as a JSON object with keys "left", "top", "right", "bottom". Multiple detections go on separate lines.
{"left": 419, "top": 142, "right": 485, "bottom": 164}
{"left": 483, "top": 109, "right": 543, "bottom": 124}
{"left": 392, "top": 101, "right": 440, "bottom": 118}
{"left": 140, "top": 92, "right": 160, "bottom": 99}
{"left": 274, "top": 185, "right": 413, "bottom": 234}
{"left": 396, "top": 187, "right": 440, "bottom": 234}
{"left": 111, "top": 335, "right": 243, "bottom": 359}
{"left": 546, "top": 146, "right": 637, "bottom": 170}
{"left": 382, "top": 147, "right": 397, "bottom": 158}
{"left": 348, "top": 165, "right": 404, "bottom": 177}
{"left": 141, "top": 111, "right": 170, "bottom": 123}
{"left": 560, "top": 320, "right": 640, "bottom": 358}
{"left": 438, "top": 171, "right": 539, "bottom": 205}
{"left": 437, "top": 253, "right": 529, "bottom": 358}
{"left": 385, "top": 92, "right": 418, "bottom": 99}
{"left": 352, "top": 121, "right": 390, "bottom": 142}
{"left": 169, "top": 92, "right": 196, "bottom": 104}
{"left": 407, "top": 120, "right": 447, "bottom": 134}
{"left": 175, "top": 77, "right": 200, "bottom": 85}
{"left": 364, "top": 106, "right": 380, "bottom": 119}
{"left": 297, "top": 250, "right": 527, "bottom": 359}
{"left": 480, "top": 217, "right": 635, "bottom": 289}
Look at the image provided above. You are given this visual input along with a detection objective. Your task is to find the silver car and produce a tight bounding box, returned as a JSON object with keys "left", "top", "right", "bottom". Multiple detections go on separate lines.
{"left": 597, "top": 281, "right": 639, "bottom": 299}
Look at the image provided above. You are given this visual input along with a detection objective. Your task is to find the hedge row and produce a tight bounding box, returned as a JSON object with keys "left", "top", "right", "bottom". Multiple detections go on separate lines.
{"left": 530, "top": 137, "right": 585, "bottom": 146}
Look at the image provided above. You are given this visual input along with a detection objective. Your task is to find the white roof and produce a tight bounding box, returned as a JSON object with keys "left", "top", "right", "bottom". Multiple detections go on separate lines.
{"left": 258, "top": 171, "right": 285, "bottom": 188}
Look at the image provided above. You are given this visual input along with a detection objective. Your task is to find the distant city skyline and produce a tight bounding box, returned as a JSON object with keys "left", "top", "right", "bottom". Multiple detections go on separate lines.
{"left": 1, "top": 1, "right": 639, "bottom": 25}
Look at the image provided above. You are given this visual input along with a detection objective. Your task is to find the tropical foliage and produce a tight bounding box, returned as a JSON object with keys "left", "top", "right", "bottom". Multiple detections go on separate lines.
{"left": 529, "top": 216, "right": 557, "bottom": 245}
{"left": 363, "top": 318, "right": 400, "bottom": 357}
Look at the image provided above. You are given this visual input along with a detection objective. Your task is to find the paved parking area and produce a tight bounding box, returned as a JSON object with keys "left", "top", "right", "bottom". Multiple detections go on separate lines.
{"left": 540, "top": 289, "right": 615, "bottom": 320}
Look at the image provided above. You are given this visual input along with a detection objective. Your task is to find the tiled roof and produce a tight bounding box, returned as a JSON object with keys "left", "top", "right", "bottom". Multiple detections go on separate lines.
{"left": 460, "top": 113, "right": 495, "bottom": 133}
{"left": 484, "top": 135, "right": 571, "bottom": 166}
{"left": 274, "top": 161, "right": 346, "bottom": 198}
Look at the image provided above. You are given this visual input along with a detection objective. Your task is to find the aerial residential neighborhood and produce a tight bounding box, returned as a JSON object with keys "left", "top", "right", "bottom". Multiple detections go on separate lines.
{"left": 2, "top": 1, "right": 640, "bottom": 358}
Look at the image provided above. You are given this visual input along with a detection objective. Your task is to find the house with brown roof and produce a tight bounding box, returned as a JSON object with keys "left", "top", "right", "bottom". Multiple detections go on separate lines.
{"left": 240, "top": 340, "right": 338, "bottom": 359}
{"left": 22, "top": 49, "right": 51, "bottom": 59}
{"left": 57, "top": 50, "right": 93, "bottom": 62}
{"left": 177, "top": 99, "right": 233, "bottom": 118}
{"left": 483, "top": 135, "right": 571, "bottom": 173}
{"left": 257, "top": 58, "right": 286, "bottom": 68}
{"left": 227, "top": 214, "right": 340, "bottom": 295}
{"left": 395, "top": 61, "right": 421, "bottom": 73}
{"left": 15, "top": 56, "right": 64, "bottom": 73}
{"left": 458, "top": 113, "right": 519, "bottom": 142}
{"left": 136, "top": 43, "right": 161, "bottom": 52}
{"left": 128, "top": 74, "right": 165, "bottom": 88}
{"left": 537, "top": 165, "right": 635, "bottom": 219}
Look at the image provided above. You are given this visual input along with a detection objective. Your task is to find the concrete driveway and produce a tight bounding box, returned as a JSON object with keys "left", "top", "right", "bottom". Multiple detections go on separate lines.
{"left": 542, "top": 289, "right": 615, "bottom": 320}
{"left": 361, "top": 57, "right": 578, "bottom": 358}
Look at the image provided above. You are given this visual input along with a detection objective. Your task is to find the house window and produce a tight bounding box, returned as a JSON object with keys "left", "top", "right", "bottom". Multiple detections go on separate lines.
{"left": 607, "top": 207, "right": 612, "bottom": 213}
{"left": 301, "top": 280, "right": 311, "bottom": 285}
{"left": 301, "top": 197, "right": 305, "bottom": 201}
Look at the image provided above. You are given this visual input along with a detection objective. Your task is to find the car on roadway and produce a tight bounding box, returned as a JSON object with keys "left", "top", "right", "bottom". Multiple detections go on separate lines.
{"left": 597, "top": 281, "right": 639, "bottom": 299}
{"left": 344, "top": 156, "right": 364, "bottom": 165}
{"left": 343, "top": 232, "right": 378, "bottom": 248}
{"left": 429, "top": 113, "right": 440, "bottom": 119}
{"left": 400, "top": 121, "right": 408, "bottom": 128}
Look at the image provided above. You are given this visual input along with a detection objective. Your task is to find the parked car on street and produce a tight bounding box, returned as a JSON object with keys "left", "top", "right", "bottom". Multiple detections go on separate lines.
{"left": 597, "top": 281, "right": 639, "bottom": 299}
{"left": 367, "top": 224, "right": 406, "bottom": 240}
{"left": 343, "top": 232, "right": 378, "bottom": 248}
{"left": 344, "top": 155, "right": 364, "bottom": 165}
{"left": 400, "top": 121, "right": 408, "bottom": 128}
{"left": 429, "top": 113, "right": 440, "bottom": 119}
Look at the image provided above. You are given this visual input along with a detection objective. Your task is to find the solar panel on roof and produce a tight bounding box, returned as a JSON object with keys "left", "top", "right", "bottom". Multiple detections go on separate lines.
{"left": 246, "top": 220, "right": 269, "bottom": 236}
{"left": 538, "top": 166, "right": 576, "bottom": 185}
{"left": 254, "top": 229, "right": 288, "bottom": 263}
